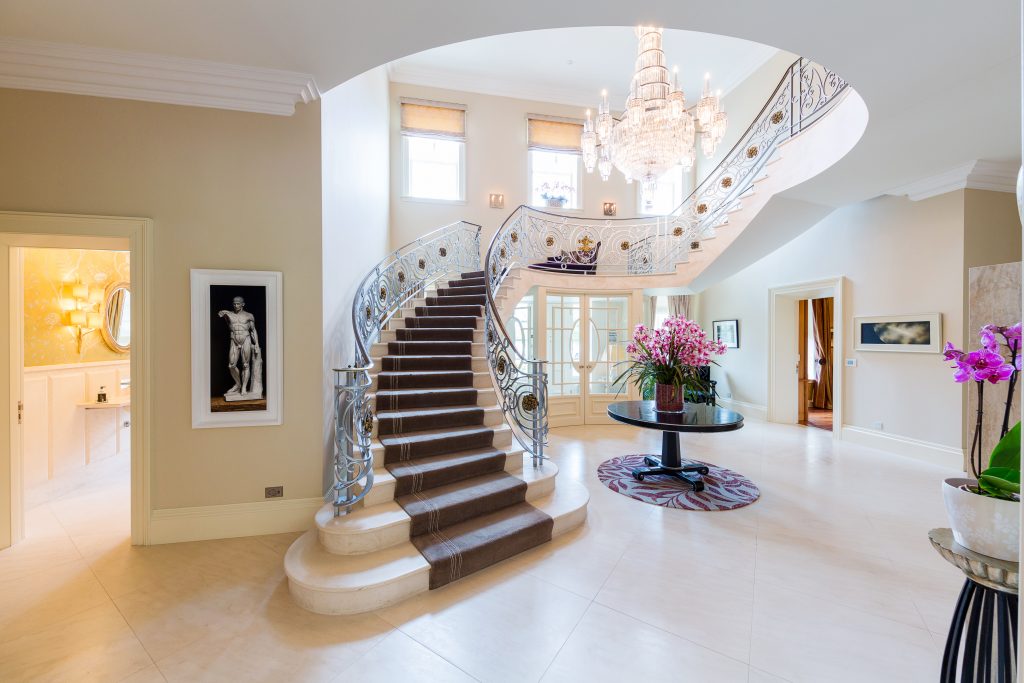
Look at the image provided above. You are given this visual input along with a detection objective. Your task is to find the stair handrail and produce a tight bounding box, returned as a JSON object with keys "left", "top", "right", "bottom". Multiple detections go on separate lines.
{"left": 482, "top": 58, "right": 848, "bottom": 461}
{"left": 331, "top": 221, "right": 482, "bottom": 515}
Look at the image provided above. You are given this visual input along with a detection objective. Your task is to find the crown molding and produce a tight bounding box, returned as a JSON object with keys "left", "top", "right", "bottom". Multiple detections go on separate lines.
{"left": 887, "top": 159, "right": 1019, "bottom": 201}
{"left": 0, "top": 37, "right": 319, "bottom": 116}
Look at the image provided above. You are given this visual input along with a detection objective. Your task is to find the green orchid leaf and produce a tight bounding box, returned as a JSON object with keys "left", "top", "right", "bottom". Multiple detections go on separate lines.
{"left": 988, "top": 422, "right": 1021, "bottom": 470}
{"left": 979, "top": 467, "right": 1021, "bottom": 498}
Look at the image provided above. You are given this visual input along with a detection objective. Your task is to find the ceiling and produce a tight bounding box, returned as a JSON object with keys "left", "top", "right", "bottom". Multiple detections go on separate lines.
{"left": 0, "top": 0, "right": 1019, "bottom": 209}
{"left": 387, "top": 28, "right": 783, "bottom": 109}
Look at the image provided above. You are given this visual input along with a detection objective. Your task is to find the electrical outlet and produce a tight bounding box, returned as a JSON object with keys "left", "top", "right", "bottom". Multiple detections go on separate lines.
{"left": 265, "top": 486, "right": 284, "bottom": 499}
{"left": 845, "top": 358, "right": 857, "bottom": 367}
{"left": 872, "top": 421, "right": 884, "bottom": 431}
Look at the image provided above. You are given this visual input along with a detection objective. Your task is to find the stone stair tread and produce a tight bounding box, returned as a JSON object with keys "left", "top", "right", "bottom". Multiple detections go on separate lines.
{"left": 376, "top": 405, "right": 483, "bottom": 420}
{"left": 285, "top": 531, "right": 428, "bottom": 591}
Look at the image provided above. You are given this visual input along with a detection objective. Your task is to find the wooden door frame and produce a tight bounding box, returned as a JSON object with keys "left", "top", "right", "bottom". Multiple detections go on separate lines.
{"left": 0, "top": 212, "right": 153, "bottom": 547}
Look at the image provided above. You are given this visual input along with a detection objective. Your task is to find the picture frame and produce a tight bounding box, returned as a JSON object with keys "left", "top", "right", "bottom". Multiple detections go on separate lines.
{"left": 853, "top": 313, "right": 942, "bottom": 353}
{"left": 713, "top": 319, "right": 739, "bottom": 348}
{"left": 190, "top": 269, "right": 283, "bottom": 428}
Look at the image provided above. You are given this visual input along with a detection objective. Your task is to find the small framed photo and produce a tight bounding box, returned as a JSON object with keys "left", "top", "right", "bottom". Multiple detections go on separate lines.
{"left": 713, "top": 319, "right": 739, "bottom": 348}
{"left": 854, "top": 313, "right": 942, "bottom": 353}
{"left": 191, "top": 269, "right": 283, "bottom": 428}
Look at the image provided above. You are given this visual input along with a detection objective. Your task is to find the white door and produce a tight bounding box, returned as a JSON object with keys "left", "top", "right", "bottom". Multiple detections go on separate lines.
{"left": 544, "top": 291, "right": 634, "bottom": 427}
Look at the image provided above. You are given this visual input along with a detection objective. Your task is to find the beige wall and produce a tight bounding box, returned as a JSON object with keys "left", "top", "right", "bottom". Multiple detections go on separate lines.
{"left": 389, "top": 83, "right": 635, "bottom": 249}
{"left": 23, "top": 247, "right": 131, "bottom": 366}
{"left": 0, "top": 88, "right": 323, "bottom": 510}
{"left": 700, "top": 192, "right": 966, "bottom": 451}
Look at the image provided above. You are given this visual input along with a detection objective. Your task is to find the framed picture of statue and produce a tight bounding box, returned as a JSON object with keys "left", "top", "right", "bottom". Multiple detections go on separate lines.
{"left": 190, "top": 269, "right": 283, "bottom": 428}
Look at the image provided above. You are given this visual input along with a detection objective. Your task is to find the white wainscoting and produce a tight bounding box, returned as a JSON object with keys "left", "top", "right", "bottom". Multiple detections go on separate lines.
{"left": 23, "top": 360, "right": 130, "bottom": 488}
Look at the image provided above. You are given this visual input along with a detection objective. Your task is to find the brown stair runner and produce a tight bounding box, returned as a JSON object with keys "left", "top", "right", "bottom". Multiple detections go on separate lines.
{"left": 377, "top": 270, "right": 553, "bottom": 589}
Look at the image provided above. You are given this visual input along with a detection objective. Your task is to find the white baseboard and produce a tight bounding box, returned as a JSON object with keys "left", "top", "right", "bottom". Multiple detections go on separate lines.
{"left": 841, "top": 426, "right": 963, "bottom": 471}
{"left": 717, "top": 398, "right": 767, "bottom": 420}
{"left": 148, "top": 496, "right": 321, "bottom": 545}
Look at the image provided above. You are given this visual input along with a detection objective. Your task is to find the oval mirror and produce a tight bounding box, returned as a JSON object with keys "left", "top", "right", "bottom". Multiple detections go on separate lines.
{"left": 101, "top": 281, "right": 131, "bottom": 353}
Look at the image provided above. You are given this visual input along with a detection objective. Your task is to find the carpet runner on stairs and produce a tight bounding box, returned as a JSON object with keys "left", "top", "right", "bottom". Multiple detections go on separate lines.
{"left": 378, "top": 270, "right": 553, "bottom": 589}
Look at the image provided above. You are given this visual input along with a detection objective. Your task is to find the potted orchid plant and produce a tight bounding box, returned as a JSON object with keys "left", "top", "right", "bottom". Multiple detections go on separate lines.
{"left": 941, "top": 323, "right": 1021, "bottom": 561}
{"left": 616, "top": 315, "right": 727, "bottom": 412}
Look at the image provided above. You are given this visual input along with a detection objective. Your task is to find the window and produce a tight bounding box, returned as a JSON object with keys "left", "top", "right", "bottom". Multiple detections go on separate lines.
{"left": 527, "top": 116, "right": 583, "bottom": 210}
{"left": 401, "top": 99, "right": 466, "bottom": 201}
{"left": 652, "top": 296, "right": 670, "bottom": 328}
{"left": 638, "top": 166, "right": 688, "bottom": 215}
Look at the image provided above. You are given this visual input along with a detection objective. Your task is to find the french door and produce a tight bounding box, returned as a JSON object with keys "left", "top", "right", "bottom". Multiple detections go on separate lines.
{"left": 544, "top": 291, "right": 637, "bottom": 426}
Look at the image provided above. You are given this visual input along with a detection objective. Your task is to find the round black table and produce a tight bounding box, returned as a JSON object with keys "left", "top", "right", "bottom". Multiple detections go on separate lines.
{"left": 606, "top": 400, "right": 744, "bottom": 492}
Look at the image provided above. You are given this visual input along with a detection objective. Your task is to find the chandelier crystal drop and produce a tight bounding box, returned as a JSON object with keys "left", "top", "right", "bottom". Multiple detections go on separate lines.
{"left": 581, "top": 26, "right": 728, "bottom": 202}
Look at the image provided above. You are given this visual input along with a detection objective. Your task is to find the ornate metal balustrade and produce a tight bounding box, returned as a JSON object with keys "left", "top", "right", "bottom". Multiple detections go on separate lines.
{"left": 486, "top": 58, "right": 848, "bottom": 279}
{"left": 481, "top": 58, "right": 849, "bottom": 466}
{"left": 330, "top": 221, "right": 481, "bottom": 515}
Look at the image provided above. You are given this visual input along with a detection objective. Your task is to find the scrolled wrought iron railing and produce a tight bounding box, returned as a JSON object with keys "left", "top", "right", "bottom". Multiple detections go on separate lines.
{"left": 485, "top": 58, "right": 848, "bottom": 279}
{"left": 330, "top": 221, "right": 481, "bottom": 515}
{"left": 482, "top": 57, "right": 849, "bottom": 464}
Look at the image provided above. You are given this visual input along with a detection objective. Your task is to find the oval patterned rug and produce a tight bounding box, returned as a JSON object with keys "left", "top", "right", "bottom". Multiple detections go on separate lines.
{"left": 597, "top": 454, "right": 760, "bottom": 511}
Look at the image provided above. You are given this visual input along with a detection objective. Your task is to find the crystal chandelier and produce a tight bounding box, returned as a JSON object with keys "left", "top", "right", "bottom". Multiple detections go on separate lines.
{"left": 581, "top": 26, "right": 728, "bottom": 201}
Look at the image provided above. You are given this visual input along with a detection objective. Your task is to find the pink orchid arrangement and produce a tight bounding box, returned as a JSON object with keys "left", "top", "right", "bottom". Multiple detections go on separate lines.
{"left": 944, "top": 323, "right": 1021, "bottom": 484}
{"left": 617, "top": 315, "right": 727, "bottom": 393}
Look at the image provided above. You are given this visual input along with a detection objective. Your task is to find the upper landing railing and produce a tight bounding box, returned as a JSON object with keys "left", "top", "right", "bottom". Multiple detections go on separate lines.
{"left": 330, "top": 222, "right": 481, "bottom": 514}
{"left": 486, "top": 58, "right": 848, "bottom": 278}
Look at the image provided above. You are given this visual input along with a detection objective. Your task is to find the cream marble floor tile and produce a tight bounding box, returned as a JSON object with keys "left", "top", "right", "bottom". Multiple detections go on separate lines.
{"left": 595, "top": 551, "right": 755, "bottom": 662}
{"left": 155, "top": 582, "right": 393, "bottom": 683}
{"left": 753, "top": 531, "right": 928, "bottom": 630}
{"left": 336, "top": 630, "right": 477, "bottom": 683}
{"left": 748, "top": 667, "right": 792, "bottom": 682}
{"left": 541, "top": 603, "right": 748, "bottom": 683}
{"left": 0, "top": 602, "right": 154, "bottom": 683}
{"left": 119, "top": 664, "right": 168, "bottom": 682}
{"left": 749, "top": 582, "right": 939, "bottom": 683}
{"left": 0, "top": 558, "right": 111, "bottom": 645}
{"left": 377, "top": 572, "right": 590, "bottom": 683}
{"left": 0, "top": 531, "right": 83, "bottom": 583}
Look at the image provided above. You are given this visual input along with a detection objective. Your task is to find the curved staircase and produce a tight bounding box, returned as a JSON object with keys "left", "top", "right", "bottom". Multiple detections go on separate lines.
{"left": 286, "top": 270, "right": 588, "bottom": 614}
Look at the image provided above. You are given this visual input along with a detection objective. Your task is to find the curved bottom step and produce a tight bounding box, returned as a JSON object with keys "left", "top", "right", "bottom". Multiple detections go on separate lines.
{"left": 286, "top": 476, "right": 590, "bottom": 615}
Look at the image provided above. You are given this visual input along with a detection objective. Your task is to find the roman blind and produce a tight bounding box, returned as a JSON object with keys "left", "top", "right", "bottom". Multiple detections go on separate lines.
{"left": 527, "top": 115, "right": 583, "bottom": 153}
{"left": 400, "top": 99, "right": 466, "bottom": 140}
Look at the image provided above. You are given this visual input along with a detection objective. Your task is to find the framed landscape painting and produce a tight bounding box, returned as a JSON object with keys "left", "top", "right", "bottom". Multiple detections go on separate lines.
{"left": 712, "top": 319, "right": 739, "bottom": 348}
{"left": 191, "top": 269, "right": 283, "bottom": 428}
{"left": 854, "top": 313, "right": 942, "bottom": 353}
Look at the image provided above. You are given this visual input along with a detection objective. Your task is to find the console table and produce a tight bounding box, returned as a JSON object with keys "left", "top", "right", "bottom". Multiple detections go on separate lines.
{"left": 929, "top": 528, "right": 1018, "bottom": 682}
{"left": 606, "top": 400, "right": 744, "bottom": 492}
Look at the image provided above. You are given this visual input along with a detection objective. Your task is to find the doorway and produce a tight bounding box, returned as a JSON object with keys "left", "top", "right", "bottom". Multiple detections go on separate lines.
{"left": 0, "top": 213, "right": 152, "bottom": 550}
{"left": 20, "top": 246, "right": 132, "bottom": 548}
{"left": 767, "top": 277, "right": 844, "bottom": 437}
{"left": 541, "top": 290, "right": 639, "bottom": 426}
{"left": 797, "top": 297, "right": 834, "bottom": 431}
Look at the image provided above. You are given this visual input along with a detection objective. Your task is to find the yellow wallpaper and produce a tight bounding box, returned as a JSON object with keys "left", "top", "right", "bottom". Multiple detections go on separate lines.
{"left": 23, "top": 248, "right": 130, "bottom": 367}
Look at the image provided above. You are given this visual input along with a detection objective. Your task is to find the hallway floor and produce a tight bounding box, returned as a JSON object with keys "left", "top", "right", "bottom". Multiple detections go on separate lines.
{"left": 0, "top": 418, "right": 961, "bottom": 682}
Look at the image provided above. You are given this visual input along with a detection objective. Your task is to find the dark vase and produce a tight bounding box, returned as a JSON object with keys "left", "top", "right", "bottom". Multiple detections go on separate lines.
{"left": 654, "top": 383, "right": 685, "bottom": 412}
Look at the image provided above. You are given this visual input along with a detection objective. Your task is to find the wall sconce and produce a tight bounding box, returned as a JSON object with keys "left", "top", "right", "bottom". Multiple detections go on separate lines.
{"left": 62, "top": 280, "right": 103, "bottom": 353}
{"left": 489, "top": 193, "right": 505, "bottom": 209}
{"left": 603, "top": 202, "right": 617, "bottom": 216}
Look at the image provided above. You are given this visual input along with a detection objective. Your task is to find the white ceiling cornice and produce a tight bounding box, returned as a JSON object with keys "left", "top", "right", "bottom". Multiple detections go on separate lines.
{"left": 0, "top": 37, "right": 319, "bottom": 116}
{"left": 887, "top": 160, "right": 1019, "bottom": 201}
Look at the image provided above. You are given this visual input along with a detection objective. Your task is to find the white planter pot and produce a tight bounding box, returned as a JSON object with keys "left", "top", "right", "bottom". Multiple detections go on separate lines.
{"left": 942, "top": 477, "right": 1020, "bottom": 561}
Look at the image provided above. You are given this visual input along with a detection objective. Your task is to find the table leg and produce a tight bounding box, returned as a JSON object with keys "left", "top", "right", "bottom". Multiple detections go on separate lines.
{"left": 941, "top": 578, "right": 1017, "bottom": 682}
{"left": 630, "top": 432, "right": 710, "bottom": 492}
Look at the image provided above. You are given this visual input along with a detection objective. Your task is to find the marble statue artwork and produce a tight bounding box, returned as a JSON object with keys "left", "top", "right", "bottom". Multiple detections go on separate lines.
{"left": 218, "top": 296, "right": 264, "bottom": 402}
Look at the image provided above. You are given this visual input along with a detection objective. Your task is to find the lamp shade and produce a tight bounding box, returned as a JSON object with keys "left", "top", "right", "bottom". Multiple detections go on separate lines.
{"left": 72, "top": 283, "right": 89, "bottom": 299}
{"left": 86, "top": 312, "right": 103, "bottom": 329}
{"left": 69, "top": 310, "right": 86, "bottom": 326}
{"left": 89, "top": 288, "right": 104, "bottom": 304}
{"left": 59, "top": 298, "right": 76, "bottom": 312}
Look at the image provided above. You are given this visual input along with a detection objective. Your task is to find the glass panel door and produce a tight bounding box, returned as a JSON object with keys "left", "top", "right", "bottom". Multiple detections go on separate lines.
{"left": 584, "top": 295, "right": 631, "bottom": 422}
{"left": 545, "top": 293, "right": 584, "bottom": 426}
